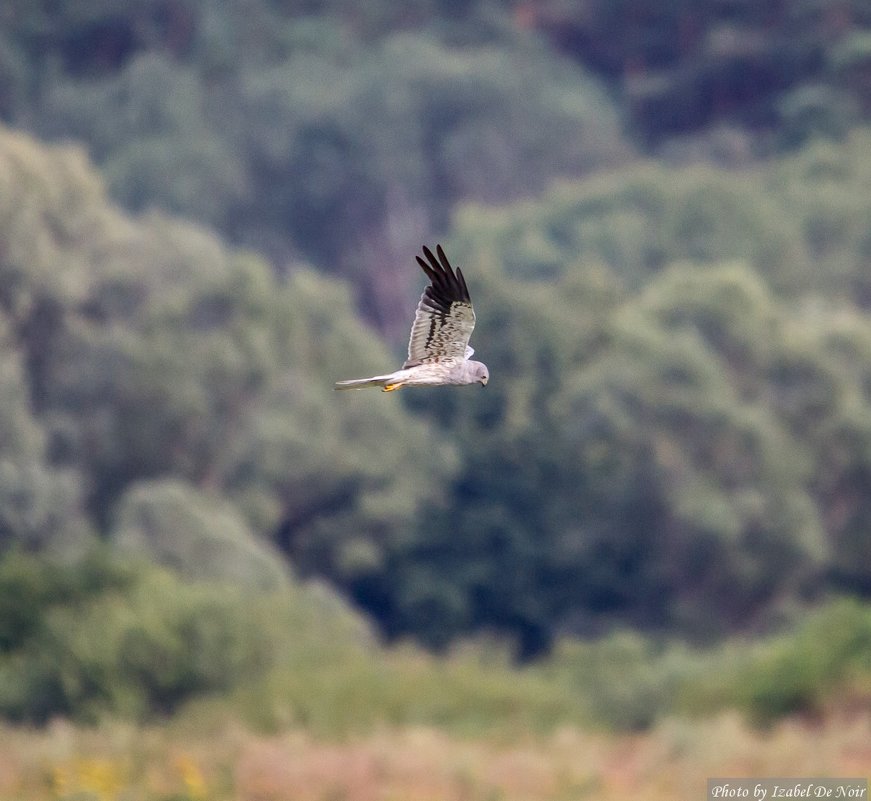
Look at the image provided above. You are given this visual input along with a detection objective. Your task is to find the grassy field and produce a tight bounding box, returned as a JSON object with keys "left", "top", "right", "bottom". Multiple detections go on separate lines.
{"left": 1, "top": 709, "right": 869, "bottom": 801}
{"left": 2, "top": 590, "right": 869, "bottom": 801}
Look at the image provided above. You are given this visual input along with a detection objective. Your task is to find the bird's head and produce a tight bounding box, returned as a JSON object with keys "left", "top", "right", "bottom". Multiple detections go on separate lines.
{"left": 473, "top": 362, "right": 489, "bottom": 387}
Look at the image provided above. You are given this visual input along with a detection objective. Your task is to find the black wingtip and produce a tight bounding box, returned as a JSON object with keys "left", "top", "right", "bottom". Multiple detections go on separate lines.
{"left": 415, "top": 244, "right": 471, "bottom": 307}
{"left": 436, "top": 244, "right": 450, "bottom": 269}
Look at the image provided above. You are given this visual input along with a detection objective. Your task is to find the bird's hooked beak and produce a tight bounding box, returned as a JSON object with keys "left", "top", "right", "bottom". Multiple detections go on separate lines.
{"left": 481, "top": 376, "right": 488, "bottom": 387}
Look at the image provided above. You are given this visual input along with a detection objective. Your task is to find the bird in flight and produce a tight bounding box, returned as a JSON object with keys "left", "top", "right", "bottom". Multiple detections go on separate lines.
{"left": 335, "top": 245, "right": 489, "bottom": 392}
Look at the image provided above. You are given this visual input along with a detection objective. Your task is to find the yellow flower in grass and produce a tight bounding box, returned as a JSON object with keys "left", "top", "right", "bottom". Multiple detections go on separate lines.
{"left": 175, "top": 753, "right": 207, "bottom": 801}
{"left": 52, "top": 758, "right": 123, "bottom": 801}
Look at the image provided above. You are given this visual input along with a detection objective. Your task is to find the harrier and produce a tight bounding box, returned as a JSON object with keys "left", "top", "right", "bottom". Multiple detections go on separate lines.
{"left": 335, "top": 245, "right": 489, "bottom": 392}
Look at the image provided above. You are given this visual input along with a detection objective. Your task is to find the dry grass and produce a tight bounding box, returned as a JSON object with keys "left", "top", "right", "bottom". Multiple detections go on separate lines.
{"left": 1, "top": 711, "right": 869, "bottom": 801}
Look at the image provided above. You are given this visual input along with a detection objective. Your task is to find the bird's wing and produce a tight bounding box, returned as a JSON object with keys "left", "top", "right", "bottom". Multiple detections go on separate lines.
{"left": 404, "top": 245, "right": 476, "bottom": 368}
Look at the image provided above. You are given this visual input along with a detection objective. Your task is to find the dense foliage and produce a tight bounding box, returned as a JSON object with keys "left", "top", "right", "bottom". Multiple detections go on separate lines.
{"left": 0, "top": 0, "right": 629, "bottom": 337}
{"left": 0, "top": 1, "right": 870, "bottom": 715}
{"left": 528, "top": 0, "right": 871, "bottom": 146}
{"left": 1, "top": 2, "right": 868, "bottom": 315}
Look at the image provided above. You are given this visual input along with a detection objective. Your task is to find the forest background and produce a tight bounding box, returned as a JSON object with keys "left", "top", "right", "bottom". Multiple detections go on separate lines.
{"left": 1, "top": 1, "right": 871, "bottom": 799}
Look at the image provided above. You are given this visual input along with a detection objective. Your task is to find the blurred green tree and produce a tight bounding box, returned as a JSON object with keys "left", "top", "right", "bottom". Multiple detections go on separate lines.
{"left": 527, "top": 0, "right": 871, "bottom": 143}
{"left": 111, "top": 479, "right": 290, "bottom": 590}
{"left": 449, "top": 163, "right": 810, "bottom": 292}
{"left": 7, "top": 3, "right": 630, "bottom": 334}
{"left": 0, "top": 558, "right": 277, "bottom": 721}
{"left": 0, "top": 125, "right": 456, "bottom": 602}
{"left": 368, "top": 249, "right": 843, "bottom": 656}
{"left": 0, "top": 135, "right": 96, "bottom": 554}
{"left": 221, "top": 270, "right": 459, "bottom": 595}
{"left": 0, "top": 315, "right": 91, "bottom": 554}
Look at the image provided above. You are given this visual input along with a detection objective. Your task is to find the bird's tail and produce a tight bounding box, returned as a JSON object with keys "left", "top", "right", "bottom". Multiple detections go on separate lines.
{"left": 334, "top": 376, "right": 389, "bottom": 391}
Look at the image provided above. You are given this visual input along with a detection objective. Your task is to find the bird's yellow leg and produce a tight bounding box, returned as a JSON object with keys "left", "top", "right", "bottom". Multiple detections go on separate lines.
{"left": 382, "top": 383, "right": 402, "bottom": 392}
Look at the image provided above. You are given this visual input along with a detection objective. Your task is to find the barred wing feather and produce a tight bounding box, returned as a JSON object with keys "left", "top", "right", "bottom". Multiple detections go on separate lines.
{"left": 404, "top": 245, "right": 476, "bottom": 368}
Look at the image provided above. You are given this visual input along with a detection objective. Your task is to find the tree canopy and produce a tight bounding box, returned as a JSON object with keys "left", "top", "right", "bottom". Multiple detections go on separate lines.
{"left": 0, "top": 0, "right": 870, "bottom": 677}
{"left": 0, "top": 126, "right": 454, "bottom": 585}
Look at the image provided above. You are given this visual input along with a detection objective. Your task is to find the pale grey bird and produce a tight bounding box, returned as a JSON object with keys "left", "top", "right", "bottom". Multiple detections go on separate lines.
{"left": 335, "top": 245, "right": 489, "bottom": 392}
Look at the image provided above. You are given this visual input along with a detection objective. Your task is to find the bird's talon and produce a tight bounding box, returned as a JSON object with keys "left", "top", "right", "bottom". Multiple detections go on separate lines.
{"left": 383, "top": 383, "right": 401, "bottom": 392}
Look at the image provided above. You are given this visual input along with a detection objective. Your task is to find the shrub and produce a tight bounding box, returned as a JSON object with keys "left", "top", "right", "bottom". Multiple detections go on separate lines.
{"left": 0, "top": 551, "right": 370, "bottom": 723}
{"left": 724, "top": 599, "right": 871, "bottom": 724}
